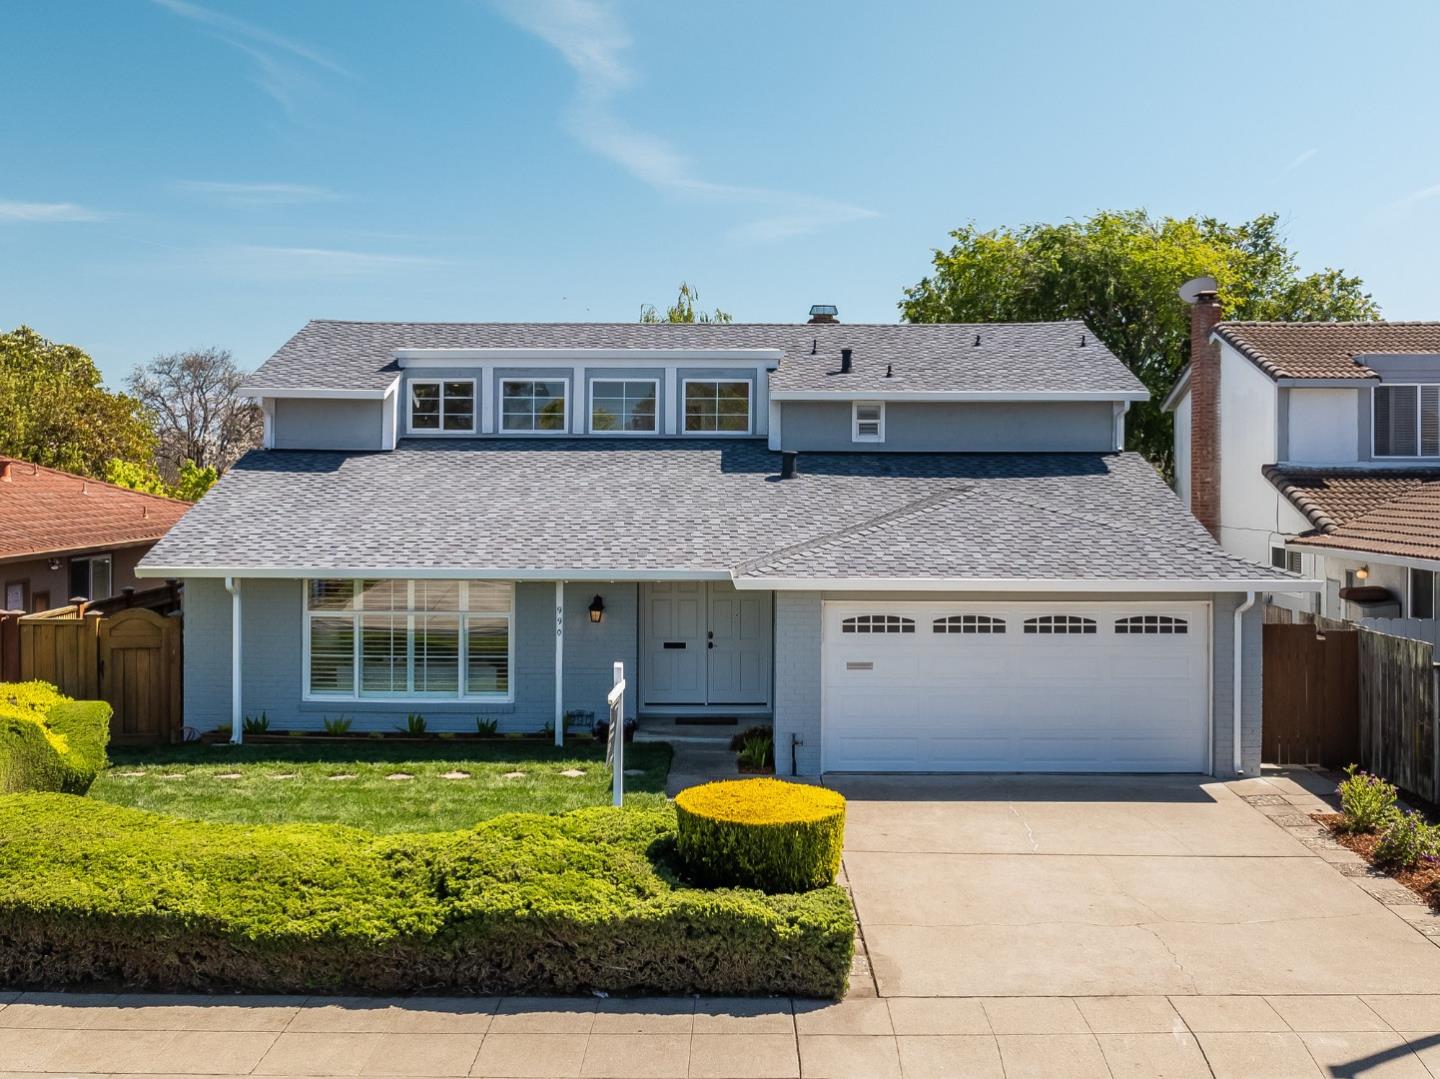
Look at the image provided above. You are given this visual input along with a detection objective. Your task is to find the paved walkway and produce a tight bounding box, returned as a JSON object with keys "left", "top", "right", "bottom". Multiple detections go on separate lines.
{"left": 8, "top": 768, "right": 1440, "bottom": 1076}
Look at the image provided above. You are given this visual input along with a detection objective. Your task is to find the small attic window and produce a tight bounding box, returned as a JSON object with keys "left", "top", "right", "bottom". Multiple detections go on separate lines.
{"left": 852, "top": 401, "right": 885, "bottom": 443}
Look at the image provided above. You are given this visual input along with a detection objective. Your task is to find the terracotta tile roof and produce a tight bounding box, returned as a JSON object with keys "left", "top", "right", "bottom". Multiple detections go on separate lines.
{"left": 0, "top": 457, "right": 191, "bottom": 562}
{"left": 1264, "top": 465, "right": 1440, "bottom": 563}
{"left": 1216, "top": 322, "right": 1440, "bottom": 380}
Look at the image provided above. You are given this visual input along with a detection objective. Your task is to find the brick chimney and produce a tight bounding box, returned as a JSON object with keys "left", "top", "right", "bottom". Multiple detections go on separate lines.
{"left": 1188, "top": 288, "right": 1223, "bottom": 538}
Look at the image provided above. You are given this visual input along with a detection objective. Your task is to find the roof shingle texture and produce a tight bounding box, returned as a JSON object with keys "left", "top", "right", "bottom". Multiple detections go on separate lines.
{"left": 0, "top": 458, "right": 190, "bottom": 562}
{"left": 1217, "top": 322, "right": 1440, "bottom": 380}
{"left": 1266, "top": 465, "right": 1440, "bottom": 562}
{"left": 142, "top": 441, "right": 1289, "bottom": 585}
{"left": 248, "top": 320, "right": 1145, "bottom": 396}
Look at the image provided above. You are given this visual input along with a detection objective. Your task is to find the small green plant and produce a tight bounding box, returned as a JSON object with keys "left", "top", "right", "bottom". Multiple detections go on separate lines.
{"left": 474, "top": 717, "right": 499, "bottom": 737}
{"left": 1374, "top": 809, "right": 1440, "bottom": 869}
{"left": 1338, "top": 765, "right": 1398, "bottom": 833}
{"left": 397, "top": 713, "right": 427, "bottom": 736}
{"left": 241, "top": 712, "right": 270, "bottom": 735}
{"left": 286, "top": 729, "right": 306, "bottom": 738}
{"left": 737, "top": 731, "right": 774, "bottom": 772}
{"left": 322, "top": 716, "right": 352, "bottom": 736}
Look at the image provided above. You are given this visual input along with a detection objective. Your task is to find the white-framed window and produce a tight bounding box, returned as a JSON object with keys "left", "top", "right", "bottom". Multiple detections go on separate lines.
{"left": 852, "top": 401, "right": 885, "bottom": 443}
{"left": 683, "top": 379, "right": 752, "bottom": 434}
{"left": 589, "top": 379, "right": 658, "bottom": 433}
{"left": 69, "top": 554, "right": 112, "bottom": 601}
{"left": 1374, "top": 384, "right": 1440, "bottom": 458}
{"left": 304, "top": 579, "right": 514, "bottom": 702}
{"left": 933, "top": 614, "right": 1005, "bottom": 634}
{"left": 501, "top": 379, "right": 569, "bottom": 433}
{"left": 1023, "top": 615, "right": 1097, "bottom": 635}
{"left": 408, "top": 380, "right": 476, "bottom": 433}
{"left": 841, "top": 614, "right": 915, "bottom": 634}
{"left": 1410, "top": 568, "right": 1437, "bottom": 619}
{"left": 1270, "top": 546, "right": 1302, "bottom": 574}
{"left": 1115, "top": 615, "right": 1189, "bottom": 635}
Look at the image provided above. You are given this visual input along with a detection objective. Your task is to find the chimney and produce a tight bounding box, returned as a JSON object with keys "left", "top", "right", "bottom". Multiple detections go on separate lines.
{"left": 780, "top": 450, "right": 798, "bottom": 479}
{"left": 807, "top": 304, "right": 838, "bottom": 324}
{"left": 1186, "top": 283, "right": 1223, "bottom": 538}
{"left": 840, "top": 348, "right": 852, "bottom": 374}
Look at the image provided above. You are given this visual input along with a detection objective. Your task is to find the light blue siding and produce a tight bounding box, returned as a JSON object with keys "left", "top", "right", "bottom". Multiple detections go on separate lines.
{"left": 273, "top": 398, "right": 385, "bottom": 451}
{"left": 778, "top": 400, "right": 1116, "bottom": 453}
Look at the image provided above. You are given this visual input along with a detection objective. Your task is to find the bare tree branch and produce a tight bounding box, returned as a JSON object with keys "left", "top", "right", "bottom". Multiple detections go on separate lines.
{"left": 126, "top": 347, "right": 262, "bottom": 478}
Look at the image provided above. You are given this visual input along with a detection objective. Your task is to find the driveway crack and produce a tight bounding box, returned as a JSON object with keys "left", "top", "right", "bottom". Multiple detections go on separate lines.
{"left": 1007, "top": 802, "right": 1039, "bottom": 853}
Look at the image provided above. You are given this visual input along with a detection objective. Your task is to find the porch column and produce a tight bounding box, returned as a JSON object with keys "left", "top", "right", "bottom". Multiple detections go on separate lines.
{"left": 554, "top": 581, "right": 564, "bottom": 746}
{"left": 224, "top": 577, "right": 242, "bottom": 744}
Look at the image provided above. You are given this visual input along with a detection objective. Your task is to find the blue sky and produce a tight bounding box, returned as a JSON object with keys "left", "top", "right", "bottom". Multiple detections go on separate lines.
{"left": 4, "top": 1, "right": 1440, "bottom": 385}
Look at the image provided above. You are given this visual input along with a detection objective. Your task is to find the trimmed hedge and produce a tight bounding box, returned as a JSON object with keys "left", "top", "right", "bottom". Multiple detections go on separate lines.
{"left": 0, "top": 682, "right": 110, "bottom": 794}
{"left": 0, "top": 794, "right": 854, "bottom": 998}
{"left": 675, "top": 778, "right": 846, "bottom": 893}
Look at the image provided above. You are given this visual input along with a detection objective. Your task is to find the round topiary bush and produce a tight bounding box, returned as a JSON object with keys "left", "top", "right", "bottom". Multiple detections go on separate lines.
{"left": 674, "top": 777, "right": 846, "bottom": 893}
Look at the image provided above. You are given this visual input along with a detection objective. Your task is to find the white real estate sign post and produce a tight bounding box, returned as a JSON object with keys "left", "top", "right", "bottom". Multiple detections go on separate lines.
{"left": 607, "top": 661, "right": 626, "bottom": 807}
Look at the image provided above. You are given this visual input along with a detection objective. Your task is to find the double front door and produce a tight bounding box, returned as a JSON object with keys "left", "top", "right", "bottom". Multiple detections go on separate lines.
{"left": 640, "top": 582, "right": 772, "bottom": 706}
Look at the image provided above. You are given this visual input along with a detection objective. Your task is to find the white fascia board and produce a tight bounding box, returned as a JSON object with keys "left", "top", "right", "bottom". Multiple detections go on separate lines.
{"left": 134, "top": 564, "right": 731, "bottom": 582}
{"left": 1275, "top": 377, "right": 1378, "bottom": 388}
{"left": 728, "top": 575, "right": 1324, "bottom": 593}
{"left": 395, "top": 348, "right": 782, "bottom": 367}
{"left": 1160, "top": 369, "right": 1191, "bottom": 413}
{"left": 769, "top": 389, "right": 1150, "bottom": 403}
{"left": 1284, "top": 542, "right": 1440, "bottom": 574}
{"left": 237, "top": 379, "right": 398, "bottom": 401}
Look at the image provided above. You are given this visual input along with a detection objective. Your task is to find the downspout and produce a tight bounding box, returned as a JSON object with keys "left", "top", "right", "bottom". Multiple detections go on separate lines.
{"left": 224, "top": 577, "right": 242, "bottom": 744}
{"left": 1233, "top": 591, "right": 1256, "bottom": 775}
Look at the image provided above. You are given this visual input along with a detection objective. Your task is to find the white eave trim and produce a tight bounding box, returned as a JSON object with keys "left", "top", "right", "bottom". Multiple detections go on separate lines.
{"left": 1160, "top": 369, "right": 1190, "bottom": 413}
{"left": 1284, "top": 541, "right": 1440, "bottom": 574}
{"left": 769, "top": 389, "right": 1151, "bottom": 403}
{"left": 728, "top": 575, "right": 1324, "bottom": 593}
{"left": 237, "top": 378, "right": 399, "bottom": 401}
{"left": 395, "top": 348, "right": 782, "bottom": 367}
{"left": 134, "top": 565, "right": 733, "bottom": 582}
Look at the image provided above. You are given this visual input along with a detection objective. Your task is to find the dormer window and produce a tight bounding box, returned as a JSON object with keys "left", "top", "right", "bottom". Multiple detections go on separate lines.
{"left": 502, "top": 379, "right": 569, "bottom": 433}
{"left": 408, "top": 380, "right": 475, "bottom": 433}
{"left": 852, "top": 401, "right": 885, "bottom": 443}
{"left": 1374, "top": 385, "right": 1440, "bottom": 457}
{"left": 684, "top": 379, "right": 751, "bottom": 434}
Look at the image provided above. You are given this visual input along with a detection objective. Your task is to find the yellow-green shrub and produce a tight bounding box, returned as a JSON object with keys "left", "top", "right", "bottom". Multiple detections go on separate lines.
{"left": 0, "top": 682, "right": 111, "bottom": 794}
{"left": 675, "top": 778, "right": 846, "bottom": 893}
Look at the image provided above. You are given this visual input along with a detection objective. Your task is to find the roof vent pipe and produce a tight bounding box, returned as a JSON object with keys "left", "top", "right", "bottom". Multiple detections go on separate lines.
{"left": 0, "top": 460, "right": 11, "bottom": 482}
{"left": 840, "top": 348, "right": 852, "bottom": 374}
{"left": 780, "top": 451, "right": 798, "bottom": 480}
{"left": 885, "top": 364, "right": 893, "bottom": 378}
{"left": 811, "top": 337, "right": 817, "bottom": 355}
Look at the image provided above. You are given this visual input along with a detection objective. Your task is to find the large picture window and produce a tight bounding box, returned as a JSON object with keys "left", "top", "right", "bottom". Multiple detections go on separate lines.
{"left": 590, "top": 379, "right": 658, "bottom": 433}
{"left": 408, "top": 380, "right": 475, "bottom": 433}
{"left": 305, "top": 579, "right": 513, "bottom": 701}
{"left": 501, "top": 379, "right": 568, "bottom": 432}
{"left": 683, "top": 379, "right": 751, "bottom": 434}
{"left": 1375, "top": 385, "right": 1440, "bottom": 458}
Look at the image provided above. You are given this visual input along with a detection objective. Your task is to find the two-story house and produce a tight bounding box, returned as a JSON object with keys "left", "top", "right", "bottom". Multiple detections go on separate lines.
{"left": 138, "top": 311, "right": 1303, "bottom": 777}
{"left": 1164, "top": 288, "right": 1440, "bottom": 622}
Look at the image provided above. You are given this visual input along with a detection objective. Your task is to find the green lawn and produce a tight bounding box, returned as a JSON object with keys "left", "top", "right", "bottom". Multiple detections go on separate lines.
{"left": 90, "top": 739, "right": 671, "bottom": 833}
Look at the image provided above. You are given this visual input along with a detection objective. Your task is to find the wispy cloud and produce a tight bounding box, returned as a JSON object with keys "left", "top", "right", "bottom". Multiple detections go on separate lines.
{"left": 151, "top": 0, "right": 352, "bottom": 113}
{"left": 1278, "top": 147, "right": 1319, "bottom": 176}
{"left": 175, "top": 180, "right": 341, "bottom": 207}
{"left": 0, "top": 199, "right": 104, "bottom": 223}
{"left": 212, "top": 245, "right": 450, "bottom": 279}
{"left": 494, "top": 0, "right": 876, "bottom": 243}
{"left": 1387, "top": 182, "right": 1440, "bottom": 213}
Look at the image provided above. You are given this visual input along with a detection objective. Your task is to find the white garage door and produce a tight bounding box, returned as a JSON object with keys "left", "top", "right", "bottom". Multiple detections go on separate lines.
{"left": 822, "top": 602, "right": 1210, "bottom": 773}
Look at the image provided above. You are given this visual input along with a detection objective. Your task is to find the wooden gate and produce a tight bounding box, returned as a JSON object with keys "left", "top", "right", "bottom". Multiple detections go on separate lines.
{"left": 99, "top": 608, "right": 181, "bottom": 744}
{"left": 1262, "top": 622, "right": 1359, "bottom": 767}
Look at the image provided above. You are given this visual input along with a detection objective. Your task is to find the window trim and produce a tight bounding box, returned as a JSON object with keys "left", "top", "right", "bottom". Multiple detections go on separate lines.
{"left": 681, "top": 378, "right": 753, "bottom": 436}
{"left": 932, "top": 614, "right": 1006, "bottom": 634}
{"left": 587, "top": 377, "right": 660, "bottom": 436}
{"left": 1023, "top": 614, "right": 1098, "bottom": 635}
{"left": 1270, "top": 546, "right": 1302, "bottom": 574}
{"left": 840, "top": 614, "right": 915, "bottom": 634}
{"left": 301, "top": 579, "right": 516, "bottom": 704}
{"left": 69, "top": 554, "right": 113, "bottom": 601}
{"left": 1373, "top": 383, "right": 1440, "bottom": 459}
{"left": 852, "top": 400, "right": 886, "bottom": 443}
{"left": 1114, "top": 614, "right": 1189, "bottom": 635}
{"left": 499, "top": 377, "right": 571, "bottom": 435}
{"left": 405, "top": 378, "right": 477, "bottom": 435}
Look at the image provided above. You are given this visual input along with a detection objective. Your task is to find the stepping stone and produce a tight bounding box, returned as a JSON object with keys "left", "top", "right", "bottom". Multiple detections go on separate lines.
{"left": 160, "top": 773, "right": 186, "bottom": 781}
{"left": 559, "top": 769, "right": 586, "bottom": 778}
{"left": 441, "top": 770, "right": 471, "bottom": 780}
{"left": 269, "top": 773, "right": 296, "bottom": 780}
{"left": 118, "top": 771, "right": 146, "bottom": 778}
{"left": 501, "top": 771, "right": 526, "bottom": 779}
{"left": 386, "top": 772, "right": 414, "bottom": 781}
{"left": 214, "top": 772, "right": 243, "bottom": 780}
{"left": 327, "top": 773, "right": 357, "bottom": 781}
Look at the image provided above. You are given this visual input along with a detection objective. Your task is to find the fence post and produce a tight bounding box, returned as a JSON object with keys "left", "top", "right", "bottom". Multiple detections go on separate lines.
{"left": 607, "top": 661, "right": 626, "bottom": 808}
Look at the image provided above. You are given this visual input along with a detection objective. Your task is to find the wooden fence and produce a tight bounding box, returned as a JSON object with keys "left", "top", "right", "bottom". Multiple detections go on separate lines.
{"left": 14, "top": 584, "right": 183, "bottom": 745}
{"left": 1358, "top": 630, "right": 1440, "bottom": 805}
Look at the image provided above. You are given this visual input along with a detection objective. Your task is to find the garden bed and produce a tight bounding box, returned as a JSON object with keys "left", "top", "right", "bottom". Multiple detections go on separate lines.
{"left": 0, "top": 794, "right": 853, "bottom": 998}
{"left": 1317, "top": 812, "right": 1440, "bottom": 910}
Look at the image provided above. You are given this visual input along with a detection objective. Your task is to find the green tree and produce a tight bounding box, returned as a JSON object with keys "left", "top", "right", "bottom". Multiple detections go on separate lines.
{"left": 104, "top": 458, "right": 217, "bottom": 502}
{"left": 0, "top": 326, "right": 155, "bottom": 477}
{"left": 900, "top": 211, "right": 1379, "bottom": 474}
{"left": 641, "top": 281, "right": 733, "bottom": 324}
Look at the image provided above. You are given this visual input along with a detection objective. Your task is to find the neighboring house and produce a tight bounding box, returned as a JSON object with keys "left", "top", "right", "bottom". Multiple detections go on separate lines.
{"left": 138, "top": 311, "right": 1304, "bottom": 777}
{"left": 1163, "top": 293, "right": 1440, "bottom": 621}
{"left": 0, "top": 456, "right": 191, "bottom": 613}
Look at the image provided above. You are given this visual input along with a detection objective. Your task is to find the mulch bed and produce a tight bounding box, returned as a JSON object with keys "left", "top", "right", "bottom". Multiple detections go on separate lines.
{"left": 1316, "top": 813, "right": 1440, "bottom": 909}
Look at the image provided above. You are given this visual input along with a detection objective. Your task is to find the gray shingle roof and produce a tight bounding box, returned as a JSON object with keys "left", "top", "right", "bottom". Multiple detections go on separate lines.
{"left": 246, "top": 320, "right": 1146, "bottom": 396}
{"left": 142, "top": 441, "right": 1290, "bottom": 587}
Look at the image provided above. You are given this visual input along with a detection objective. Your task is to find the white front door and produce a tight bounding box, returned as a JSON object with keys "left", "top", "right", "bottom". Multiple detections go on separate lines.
{"left": 822, "top": 601, "right": 1210, "bottom": 773}
{"left": 640, "top": 582, "right": 772, "bottom": 707}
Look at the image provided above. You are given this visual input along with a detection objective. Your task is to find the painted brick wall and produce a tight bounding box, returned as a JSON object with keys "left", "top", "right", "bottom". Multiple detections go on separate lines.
{"left": 773, "top": 591, "right": 823, "bottom": 776}
{"left": 1210, "top": 592, "right": 1264, "bottom": 778}
{"left": 562, "top": 582, "right": 638, "bottom": 723}
{"left": 181, "top": 576, "right": 232, "bottom": 734}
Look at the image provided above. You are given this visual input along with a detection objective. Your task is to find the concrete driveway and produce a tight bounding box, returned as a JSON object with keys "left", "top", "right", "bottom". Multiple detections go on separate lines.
{"left": 833, "top": 771, "right": 1440, "bottom": 1000}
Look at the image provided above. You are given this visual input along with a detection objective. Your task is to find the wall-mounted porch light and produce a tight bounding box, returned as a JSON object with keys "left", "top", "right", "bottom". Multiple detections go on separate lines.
{"left": 1356, "top": 566, "right": 1370, "bottom": 581}
{"left": 588, "top": 595, "right": 605, "bottom": 623}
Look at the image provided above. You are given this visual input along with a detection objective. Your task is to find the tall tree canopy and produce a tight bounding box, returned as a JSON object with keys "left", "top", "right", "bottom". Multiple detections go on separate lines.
{"left": 0, "top": 325, "right": 155, "bottom": 477}
{"left": 900, "top": 211, "right": 1380, "bottom": 473}
{"left": 640, "top": 281, "right": 733, "bottom": 324}
{"left": 126, "top": 347, "right": 262, "bottom": 478}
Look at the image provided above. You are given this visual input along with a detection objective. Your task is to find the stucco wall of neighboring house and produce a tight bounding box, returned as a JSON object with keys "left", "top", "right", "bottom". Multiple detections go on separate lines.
{"left": 1, "top": 543, "right": 157, "bottom": 612}
{"left": 1309, "top": 552, "right": 1409, "bottom": 620}
{"left": 1218, "top": 343, "right": 1282, "bottom": 565}
{"left": 179, "top": 577, "right": 638, "bottom": 735}
{"left": 772, "top": 589, "right": 1264, "bottom": 780}
{"left": 1285, "top": 388, "right": 1360, "bottom": 464}
{"left": 1174, "top": 391, "right": 1192, "bottom": 508}
{"left": 777, "top": 400, "right": 1117, "bottom": 453}
{"left": 272, "top": 398, "right": 386, "bottom": 451}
